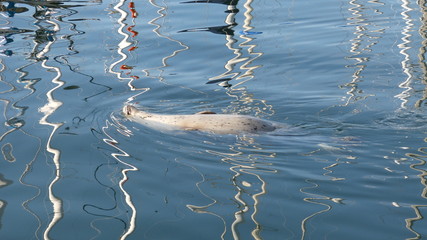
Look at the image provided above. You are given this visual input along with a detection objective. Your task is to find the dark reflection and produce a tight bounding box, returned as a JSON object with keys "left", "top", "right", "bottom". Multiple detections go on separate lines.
{"left": 0, "top": 173, "right": 10, "bottom": 230}
{"left": 63, "top": 85, "right": 80, "bottom": 90}
{"left": 179, "top": 1, "right": 238, "bottom": 36}
{"left": 179, "top": 25, "right": 236, "bottom": 35}
{"left": 82, "top": 162, "right": 128, "bottom": 230}
{"left": 5, "top": 117, "right": 24, "bottom": 129}
{"left": 33, "top": 28, "right": 55, "bottom": 44}
{"left": 0, "top": 28, "right": 32, "bottom": 56}
{"left": 182, "top": 0, "right": 239, "bottom": 5}
{"left": 134, "top": 0, "right": 266, "bottom": 109}
{"left": 181, "top": 0, "right": 240, "bottom": 14}
{"left": 206, "top": 77, "right": 233, "bottom": 84}
{"left": 0, "top": 173, "right": 12, "bottom": 187}
{"left": 0, "top": 0, "right": 86, "bottom": 8}
{"left": 87, "top": 119, "right": 137, "bottom": 237}
{"left": 181, "top": 0, "right": 266, "bottom": 107}
{"left": 0, "top": 2, "right": 28, "bottom": 16}
{"left": 0, "top": 28, "right": 32, "bottom": 35}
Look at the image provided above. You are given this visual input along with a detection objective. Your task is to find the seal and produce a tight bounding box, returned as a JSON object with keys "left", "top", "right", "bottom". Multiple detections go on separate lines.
{"left": 122, "top": 105, "right": 284, "bottom": 134}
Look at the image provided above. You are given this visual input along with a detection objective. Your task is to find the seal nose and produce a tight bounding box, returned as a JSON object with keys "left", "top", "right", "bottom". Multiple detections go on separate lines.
{"left": 123, "top": 105, "right": 132, "bottom": 116}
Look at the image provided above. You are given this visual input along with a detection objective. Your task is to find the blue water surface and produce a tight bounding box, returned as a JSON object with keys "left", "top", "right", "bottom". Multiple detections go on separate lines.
{"left": 0, "top": 0, "right": 426, "bottom": 239}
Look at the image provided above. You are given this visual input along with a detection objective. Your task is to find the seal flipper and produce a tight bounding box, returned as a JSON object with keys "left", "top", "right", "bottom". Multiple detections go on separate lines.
{"left": 196, "top": 111, "right": 216, "bottom": 114}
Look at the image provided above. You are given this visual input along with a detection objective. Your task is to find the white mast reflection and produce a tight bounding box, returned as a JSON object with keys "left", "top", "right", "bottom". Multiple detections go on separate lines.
{"left": 108, "top": 0, "right": 134, "bottom": 89}
{"left": 214, "top": 1, "right": 273, "bottom": 237}
{"left": 401, "top": 1, "right": 427, "bottom": 237}
{"left": 404, "top": 145, "right": 427, "bottom": 239}
{"left": 229, "top": 163, "right": 271, "bottom": 240}
{"left": 208, "top": 0, "right": 263, "bottom": 88}
{"left": 207, "top": 2, "right": 242, "bottom": 83}
{"left": 416, "top": 0, "right": 427, "bottom": 107}
{"left": 201, "top": 135, "right": 276, "bottom": 240}
{"left": 343, "top": 0, "right": 373, "bottom": 106}
{"left": 223, "top": 0, "right": 272, "bottom": 117}
{"left": 109, "top": 0, "right": 152, "bottom": 102}
{"left": 108, "top": 0, "right": 139, "bottom": 238}
{"left": 101, "top": 114, "right": 137, "bottom": 240}
{"left": 396, "top": 0, "right": 415, "bottom": 108}
{"left": 35, "top": 16, "right": 64, "bottom": 239}
{"left": 234, "top": 0, "right": 262, "bottom": 84}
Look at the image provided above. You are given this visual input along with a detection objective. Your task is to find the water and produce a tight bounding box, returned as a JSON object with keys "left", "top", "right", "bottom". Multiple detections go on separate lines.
{"left": 0, "top": 0, "right": 426, "bottom": 239}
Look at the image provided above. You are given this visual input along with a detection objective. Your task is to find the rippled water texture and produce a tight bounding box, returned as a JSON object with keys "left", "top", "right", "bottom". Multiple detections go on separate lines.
{"left": 0, "top": 0, "right": 427, "bottom": 239}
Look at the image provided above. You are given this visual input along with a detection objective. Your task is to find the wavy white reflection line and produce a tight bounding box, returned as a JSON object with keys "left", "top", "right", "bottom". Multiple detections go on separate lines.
{"left": 235, "top": 0, "right": 262, "bottom": 84}
{"left": 343, "top": 0, "right": 369, "bottom": 106}
{"left": 148, "top": 0, "right": 189, "bottom": 75}
{"left": 217, "top": 0, "right": 272, "bottom": 117}
{"left": 109, "top": 0, "right": 149, "bottom": 103}
{"left": 230, "top": 166, "right": 248, "bottom": 240}
{"left": 107, "top": 2, "right": 139, "bottom": 237}
{"left": 181, "top": 157, "right": 227, "bottom": 240}
{"left": 416, "top": 0, "right": 427, "bottom": 107}
{"left": 396, "top": 0, "right": 415, "bottom": 108}
{"left": 102, "top": 114, "right": 137, "bottom": 240}
{"left": 229, "top": 165, "right": 272, "bottom": 240}
{"left": 144, "top": 0, "right": 202, "bottom": 96}
{"left": 249, "top": 173, "right": 267, "bottom": 240}
{"left": 108, "top": 0, "right": 133, "bottom": 84}
{"left": 299, "top": 159, "right": 346, "bottom": 240}
{"left": 207, "top": 136, "right": 276, "bottom": 240}
{"left": 36, "top": 39, "right": 64, "bottom": 240}
{"left": 0, "top": 59, "right": 16, "bottom": 141}
{"left": 208, "top": 3, "right": 241, "bottom": 82}
{"left": 404, "top": 148, "right": 427, "bottom": 239}
{"left": 19, "top": 135, "right": 43, "bottom": 239}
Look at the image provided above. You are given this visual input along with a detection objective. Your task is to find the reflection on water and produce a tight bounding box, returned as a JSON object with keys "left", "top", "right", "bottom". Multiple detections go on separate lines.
{"left": 37, "top": 17, "right": 65, "bottom": 239}
{"left": 181, "top": 0, "right": 270, "bottom": 116}
{"left": 101, "top": 114, "right": 137, "bottom": 240}
{"left": 222, "top": 0, "right": 270, "bottom": 117}
{"left": 416, "top": 0, "right": 427, "bottom": 107}
{"left": 405, "top": 143, "right": 427, "bottom": 239}
{"left": 396, "top": 0, "right": 427, "bottom": 109}
{"left": 0, "top": 0, "right": 105, "bottom": 238}
{"left": 146, "top": 0, "right": 189, "bottom": 84}
{"left": 396, "top": 0, "right": 416, "bottom": 108}
{"left": 395, "top": 1, "right": 427, "bottom": 235}
{"left": 192, "top": 136, "right": 277, "bottom": 240}
{"left": 342, "top": 0, "right": 384, "bottom": 106}
{"left": 110, "top": 0, "right": 279, "bottom": 239}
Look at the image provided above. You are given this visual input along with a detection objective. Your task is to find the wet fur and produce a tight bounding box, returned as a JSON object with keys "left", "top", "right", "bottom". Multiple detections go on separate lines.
{"left": 123, "top": 105, "right": 283, "bottom": 134}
